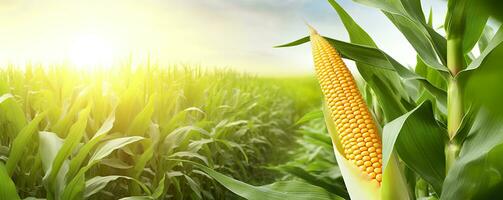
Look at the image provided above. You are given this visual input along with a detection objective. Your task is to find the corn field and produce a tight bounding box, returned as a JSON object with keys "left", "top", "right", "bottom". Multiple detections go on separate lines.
{"left": 3, "top": 0, "right": 503, "bottom": 199}
{"left": 0, "top": 65, "right": 323, "bottom": 199}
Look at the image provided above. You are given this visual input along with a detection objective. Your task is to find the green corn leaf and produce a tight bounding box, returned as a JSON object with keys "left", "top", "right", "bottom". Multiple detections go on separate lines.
{"left": 84, "top": 176, "right": 150, "bottom": 199}
{"left": 169, "top": 151, "right": 209, "bottom": 166}
{"left": 384, "top": 12, "right": 447, "bottom": 72}
{"left": 114, "top": 86, "right": 142, "bottom": 132}
{"left": 415, "top": 55, "right": 448, "bottom": 117}
{"left": 415, "top": 56, "right": 448, "bottom": 92}
{"left": 63, "top": 136, "right": 145, "bottom": 199}
{"left": 462, "top": 27, "right": 503, "bottom": 116}
{"left": 160, "top": 107, "right": 205, "bottom": 140}
{"left": 461, "top": 26, "right": 503, "bottom": 73}
{"left": 427, "top": 7, "right": 433, "bottom": 27}
{"left": 38, "top": 131, "right": 66, "bottom": 200}
{"left": 126, "top": 93, "right": 157, "bottom": 136}
{"left": 356, "top": 0, "right": 425, "bottom": 23}
{"left": 6, "top": 111, "right": 47, "bottom": 175}
{"left": 85, "top": 176, "right": 129, "bottom": 199}
{"left": 294, "top": 110, "right": 323, "bottom": 126}
{"left": 38, "top": 132, "right": 64, "bottom": 175}
{"left": 382, "top": 101, "right": 447, "bottom": 194}
{"left": 0, "top": 93, "right": 13, "bottom": 104}
{"left": 275, "top": 37, "right": 309, "bottom": 48}
{"left": 118, "top": 196, "right": 153, "bottom": 200}
{"left": 477, "top": 0, "right": 503, "bottom": 22}
{"left": 183, "top": 174, "right": 202, "bottom": 199}
{"left": 276, "top": 35, "right": 447, "bottom": 111}
{"left": 275, "top": 165, "right": 349, "bottom": 199}
{"left": 0, "top": 90, "right": 27, "bottom": 140}
{"left": 369, "top": 75, "right": 409, "bottom": 122}
{"left": 151, "top": 175, "right": 166, "bottom": 199}
{"left": 352, "top": 0, "right": 404, "bottom": 15}
{"left": 162, "top": 126, "right": 210, "bottom": 154}
{"left": 442, "top": 110, "right": 503, "bottom": 199}
{"left": 131, "top": 142, "right": 154, "bottom": 179}
{"left": 478, "top": 26, "right": 495, "bottom": 52}
{"left": 214, "top": 139, "right": 248, "bottom": 164}
{"left": 0, "top": 162, "right": 20, "bottom": 200}
{"left": 46, "top": 106, "right": 91, "bottom": 197}
{"left": 89, "top": 136, "right": 144, "bottom": 163}
{"left": 445, "top": 0, "right": 489, "bottom": 53}
{"left": 282, "top": 36, "right": 442, "bottom": 83}
{"left": 51, "top": 88, "right": 90, "bottom": 136}
{"left": 130, "top": 138, "right": 155, "bottom": 195}
{"left": 173, "top": 159, "right": 342, "bottom": 200}
{"left": 352, "top": 0, "right": 448, "bottom": 66}
{"left": 279, "top": 36, "right": 393, "bottom": 71}
{"left": 66, "top": 113, "right": 115, "bottom": 181}
{"left": 60, "top": 171, "right": 85, "bottom": 200}
{"left": 327, "top": 0, "right": 377, "bottom": 47}
{"left": 100, "top": 158, "right": 132, "bottom": 169}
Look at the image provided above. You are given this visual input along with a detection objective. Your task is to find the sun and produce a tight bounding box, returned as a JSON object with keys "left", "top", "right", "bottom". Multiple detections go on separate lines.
{"left": 68, "top": 33, "right": 117, "bottom": 68}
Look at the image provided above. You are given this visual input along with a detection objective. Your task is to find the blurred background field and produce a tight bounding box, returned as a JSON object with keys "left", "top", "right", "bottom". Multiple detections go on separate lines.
{"left": 0, "top": 65, "right": 344, "bottom": 199}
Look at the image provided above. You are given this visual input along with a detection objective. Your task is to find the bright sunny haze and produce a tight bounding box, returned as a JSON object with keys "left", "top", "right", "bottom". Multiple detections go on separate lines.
{"left": 0, "top": 0, "right": 446, "bottom": 75}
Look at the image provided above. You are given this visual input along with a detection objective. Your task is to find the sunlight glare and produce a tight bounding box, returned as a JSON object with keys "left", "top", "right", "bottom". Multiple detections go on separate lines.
{"left": 68, "top": 34, "right": 117, "bottom": 68}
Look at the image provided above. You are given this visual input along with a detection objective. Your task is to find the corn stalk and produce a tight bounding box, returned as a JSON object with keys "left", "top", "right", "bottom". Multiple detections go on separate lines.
{"left": 445, "top": 0, "right": 472, "bottom": 173}
{"left": 445, "top": 37, "right": 463, "bottom": 172}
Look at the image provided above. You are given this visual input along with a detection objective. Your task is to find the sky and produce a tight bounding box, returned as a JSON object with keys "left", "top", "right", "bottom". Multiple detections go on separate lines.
{"left": 0, "top": 0, "right": 447, "bottom": 75}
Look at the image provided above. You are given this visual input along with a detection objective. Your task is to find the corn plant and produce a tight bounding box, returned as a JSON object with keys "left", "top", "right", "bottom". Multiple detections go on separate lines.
{"left": 0, "top": 65, "right": 320, "bottom": 200}
{"left": 275, "top": 0, "right": 503, "bottom": 199}
{"left": 187, "top": 0, "right": 503, "bottom": 199}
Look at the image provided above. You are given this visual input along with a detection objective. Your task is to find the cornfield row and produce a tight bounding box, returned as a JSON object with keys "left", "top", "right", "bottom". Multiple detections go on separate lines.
{"left": 0, "top": 65, "right": 320, "bottom": 199}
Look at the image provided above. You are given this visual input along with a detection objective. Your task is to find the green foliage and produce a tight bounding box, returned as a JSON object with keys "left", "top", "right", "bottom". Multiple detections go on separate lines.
{"left": 0, "top": 66, "right": 320, "bottom": 199}
{"left": 276, "top": 0, "right": 503, "bottom": 199}
{"left": 445, "top": 0, "right": 488, "bottom": 53}
{"left": 6, "top": 111, "right": 47, "bottom": 175}
{"left": 441, "top": 110, "right": 503, "bottom": 199}
{"left": 327, "top": 0, "right": 411, "bottom": 123}
{"left": 278, "top": 115, "right": 349, "bottom": 199}
{"left": 178, "top": 159, "right": 342, "bottom": 200}
{"left": 382, "top": 101, "right": 447, "bottom": 193}
{"left": 0, "top": 162, "right": 21, "bottom": 200}
{"left": 355, "top": 0, "right": 448, "bottom": 68}
{"left": 462, "top": 27, "right": 503, "bottom": 116}
{"left": 478, "top": 0, "right": 503, "bottom": 22}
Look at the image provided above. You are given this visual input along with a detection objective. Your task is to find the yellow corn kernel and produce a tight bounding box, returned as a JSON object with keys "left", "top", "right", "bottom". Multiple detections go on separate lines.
{"left": 309, "top": 27, "right": 382, "bottom": 183}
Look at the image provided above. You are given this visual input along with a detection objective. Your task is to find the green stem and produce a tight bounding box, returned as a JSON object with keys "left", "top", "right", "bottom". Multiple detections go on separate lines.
{"left": 445, "top": 142, "right": 460, "bottom": 172}
{"left": 447, "top": 38, "right": 463, "bottom": 76}
{"left": 447, "top": 77, "right": 462, "bottom": 139}
{"left": 445, "top": 38, "right": 463, "bottom": 173}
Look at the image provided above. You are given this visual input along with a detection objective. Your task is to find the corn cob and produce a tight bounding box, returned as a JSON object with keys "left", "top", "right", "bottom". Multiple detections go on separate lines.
{"left": 309, "top": 27, "right": 383, "bottom": 183}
